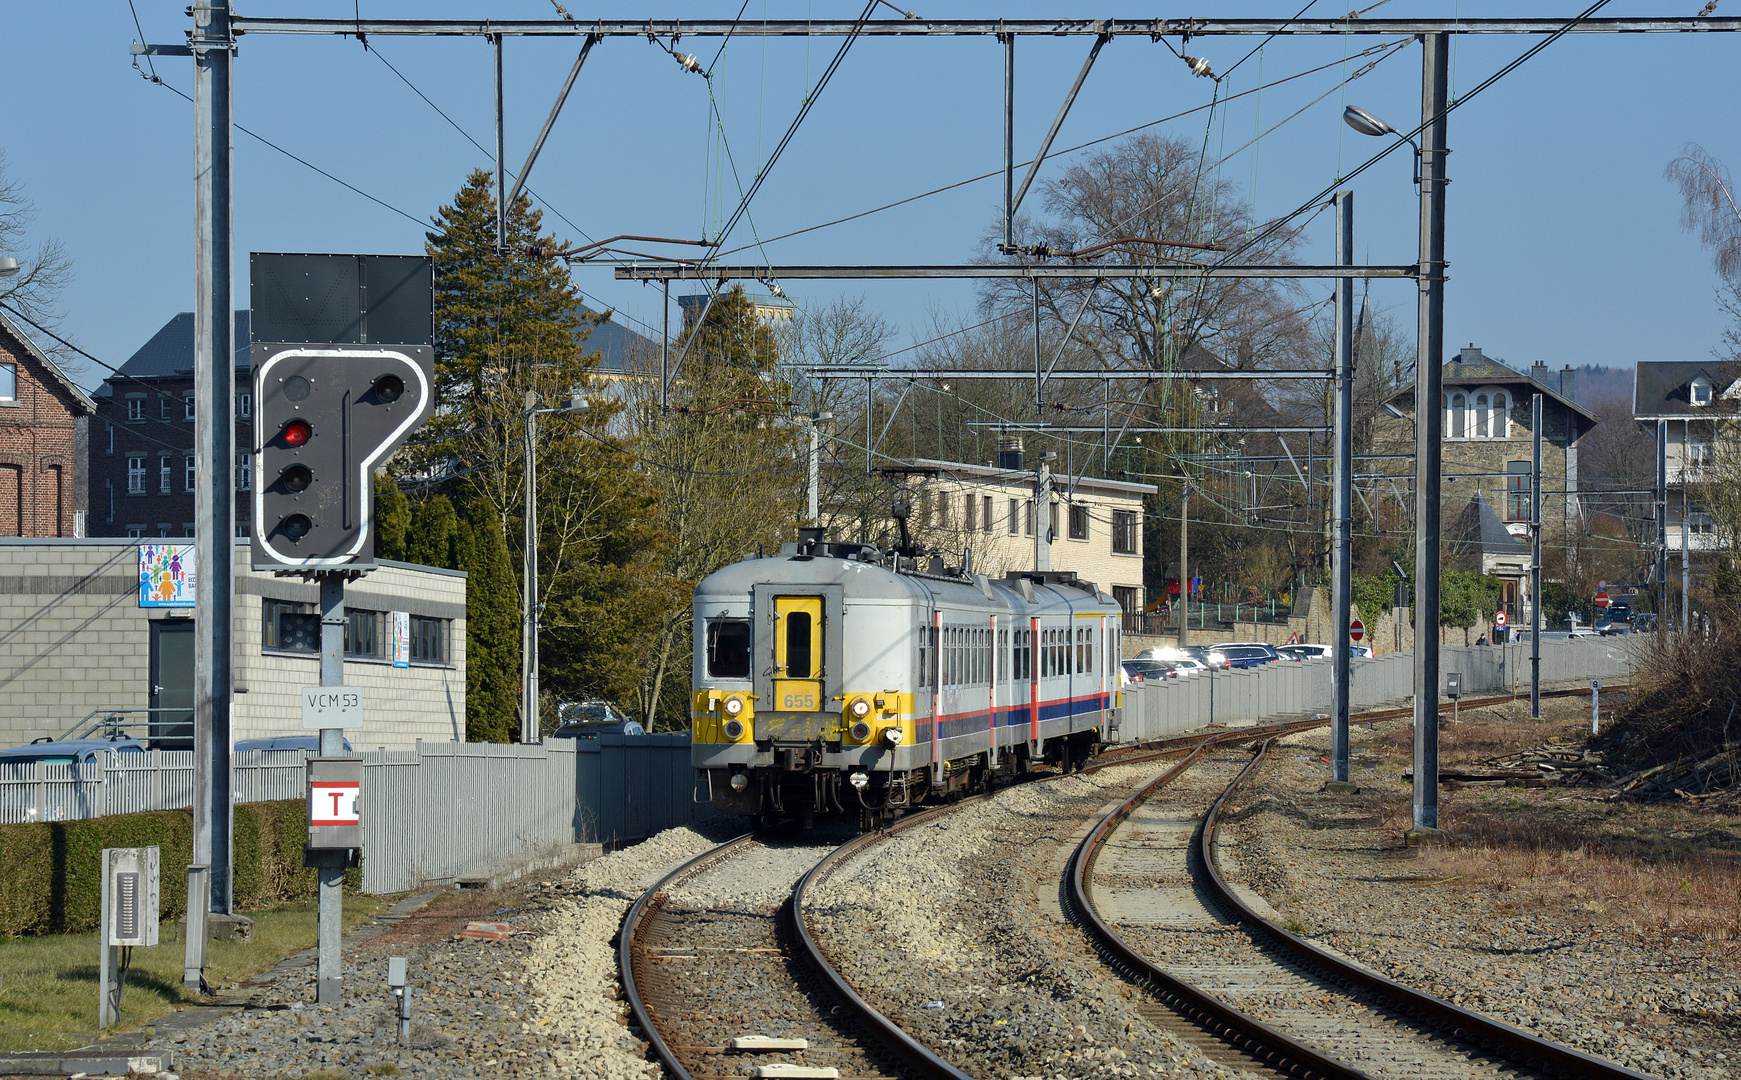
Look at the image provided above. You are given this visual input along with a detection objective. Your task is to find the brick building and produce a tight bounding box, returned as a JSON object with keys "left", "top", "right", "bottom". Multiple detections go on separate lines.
{"left": 0, "top": 311, "right": 95, "bottom": 537}
{"left": 1372, "top": 345, "right": 1599, "bottom": 621}
{"left": 89, "top": 311, "right": 251, "bottom": 538}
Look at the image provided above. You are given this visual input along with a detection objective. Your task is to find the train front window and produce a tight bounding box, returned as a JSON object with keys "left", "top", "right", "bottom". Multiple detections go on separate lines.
{"left": 707, "top": 620, "right": 752, "bottom": 678}
{"left": 786, "top": 611, "right": 813, "bottom": 678}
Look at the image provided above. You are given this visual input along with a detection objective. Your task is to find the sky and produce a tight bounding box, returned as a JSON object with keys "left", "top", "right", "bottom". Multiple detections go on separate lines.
{"left": 5, "top": 2, "right": 1741, "bottom": 394}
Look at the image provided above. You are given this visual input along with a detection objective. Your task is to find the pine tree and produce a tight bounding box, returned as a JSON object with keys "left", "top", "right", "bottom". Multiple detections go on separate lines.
{"left": 374, "top": 474, "right": 410, "bottom": 561}
{"left": 460, "top": 497, "right": 520, "bottom": 742}
{"left": 405, "top": 494, "right": 461, "bottom": 569}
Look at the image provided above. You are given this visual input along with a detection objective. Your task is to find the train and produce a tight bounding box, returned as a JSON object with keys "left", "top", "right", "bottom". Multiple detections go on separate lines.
{"left": 691, "top": 527, "right": 1124, "bottom": 826}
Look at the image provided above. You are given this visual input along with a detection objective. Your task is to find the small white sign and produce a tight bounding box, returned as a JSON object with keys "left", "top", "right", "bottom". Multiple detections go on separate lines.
{"left": 300, "top": 686, "right": 365, "bottom": 729}
{"left": 310, "top": 781, "right": 361, "bottom": 826}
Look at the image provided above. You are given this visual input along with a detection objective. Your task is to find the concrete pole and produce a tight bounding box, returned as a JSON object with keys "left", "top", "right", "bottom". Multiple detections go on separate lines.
{"left": 1003, "top": 34, "right": 1014, "bottom": 250}
{"left": 1530, "top": 392, "right": 1542, "bottom": 719}
{"left": 522, "top": 393, "right": 540, "bottom": 744}
{"left": 1657, "top": 419, "right": 1669, "bottom": 625}
{"left": 1410, "top": 33, "right": 1449, "bottom": 839}
{"left": 808, "top": 418, "right": 822, "bottom": 524}
{"left": 1330, "top": 191, "right": 1354, "bottom": 787}
{"left": 186, "top": 0, "right": 235, "bottom": 993}
{"left": 317, "top": 575, "right": 346, "bottom": 1004}
{"left": 1177, "top": 480, "right": 1189, "bottom": 649}
{"left": 494, "top": 34, "right": 506, "bottom": 250}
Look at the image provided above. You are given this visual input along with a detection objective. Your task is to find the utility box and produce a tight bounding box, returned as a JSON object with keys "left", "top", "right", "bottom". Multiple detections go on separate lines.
{"left": 1445, "top": 672, "right": 1462, "bottom": 699}
{"left": 307, "top": 756, "right": 364, "bottom": 851}
{"left": 102, "top": 847, "right": 160, "bottom": 947}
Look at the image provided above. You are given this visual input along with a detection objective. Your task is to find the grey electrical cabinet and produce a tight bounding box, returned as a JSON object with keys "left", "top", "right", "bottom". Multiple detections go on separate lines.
{"left": 102, "top": 847, "right": 160, "bottom": 948}
{"left": 307, "top": 756, "right": 365, "bottom": 851}
{"left": 1445, "top": 672, "right": 1462, "bottom": 699}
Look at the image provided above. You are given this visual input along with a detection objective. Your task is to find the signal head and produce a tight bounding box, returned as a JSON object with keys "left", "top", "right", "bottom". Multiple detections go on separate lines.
{"left": 280, "top": 418, "right": 313, "bottom": 447}
{"left": 281, "top": 514, "right": 313, "bottom": 543}
{"left": 372, "top": 374, "right": 405, "bottom": 403}
{"left": 280, "top": 463, "right": 313, "bottom": 492}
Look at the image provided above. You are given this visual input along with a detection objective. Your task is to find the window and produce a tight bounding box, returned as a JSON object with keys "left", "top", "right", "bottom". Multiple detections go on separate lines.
{"left": 264, "top": 599, "right": 319, "bottom": 652}
{"left": 982, "top": 496, "right": 993, "bottom": 533}
{"left": 706, "top": 619, "right": 752, "bottom": 678}
{"left": 1474, "top": 394, "right": 1489, "bottom": 438}
{"left": 1009, "top": 499, "right": 1020, "bottom": 535}
{"left": 936, "top": 492, "right": 949, "bottom": 529}
{"left": 159, "top": 456, "right": 172, "bottom": 494}
{"left": 184, "top": 396, "right": 195, "bottom": 421}
{"left": 185, "top": 455, "right": 196, "bottom": 493}
{"left": 160, "top": 397, "right": 172, "bottom": 421}
{"left": 1112, "top": 510, "right": 1138, "bottom": 554}
{"left": 105, "top": 421, "right": 114, "bottom": 456}
{"left": 126, "top": 397, "right": 145, "bottom": 422}
{"left": 1069, "top": 503, "right": 1089, "bottom": 541}
{"left": 1692, "top": 377, "right": 1713, "bottom": 406}
{"left": 1689, "top": 438, "right": 1713, "bottom": 467}
{"left": 1688, "top": 510, "right": 1715, "bottom": 535}
{"left": 0, "top": 362, "right": 15, "bottom": 402}
{"left": 237, "top": 456, "right": 251, "bottom": 491}
{"left": 965, "top": 493, "right": 977, "bottom": 532}
{"left": 1450, "top": 393, "right": 1467, "bottom": 438}
{"left": 237, "top": 392, "right": 252, "bottom": 419}
{"left": 1491, "top": 393, "right": 1509, "bottom": 437}
{"left": 785, "top": 611, "right": 813, "bottom": 678}
{"left": 918, "top": 624, "right": 933, "bottom": 688}
{"left": 127, "top": 455, "right": 146, "bottom": 495}
{"left": 410, "top": 615, "right": 450, "bottom": 663}
{"left": 1506, "top": 460, "right": 1533, "bottom": 521}
{"left": 1112, "top": 585, "right": 1141, "bottom": 614}
{"left": 1049, "top": 501, "right": 1060, "bottom": 540}
{"left": 1025, "top": 500, "right": 1034, "bottom": 536}
{"left": 346, "top": 608, "right": 385, "bottom": 658}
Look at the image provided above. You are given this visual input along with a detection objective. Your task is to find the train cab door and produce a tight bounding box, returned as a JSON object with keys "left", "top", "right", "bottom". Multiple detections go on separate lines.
{"left": 772, "top": 595, "right": 824, "bottom": 713}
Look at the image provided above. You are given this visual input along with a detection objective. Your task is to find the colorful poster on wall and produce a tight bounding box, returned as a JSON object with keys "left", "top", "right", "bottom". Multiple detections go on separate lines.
{"left": 392, "top": 611, "right": 411, "bottom": 668}
{"left": 139, "top": 545, "right": 196, "bottom": 608}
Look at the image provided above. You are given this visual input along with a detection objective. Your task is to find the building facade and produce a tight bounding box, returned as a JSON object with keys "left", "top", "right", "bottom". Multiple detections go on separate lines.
{"left": 0, "top": 539, "right": 465, "bottom": 751}
{"left": 889, "top": 456, "right": 1155, "bottom": 615}
{"left": 0, "top": 312, "right": 95, "bottom": 537}
{"left": 88, "top": 311, "right": 252, "bottom": 539}
{"left": 1373, "top": 345, "right": 1598, "bottom": 620}
{"left": 1632, "top": 360, "right": 1738, "bottom": 557}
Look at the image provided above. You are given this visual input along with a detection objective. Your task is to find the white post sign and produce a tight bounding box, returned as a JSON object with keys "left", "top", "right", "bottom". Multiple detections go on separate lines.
{"left": 1591, "top": 678, "right": 1601, "bottom": 734}
{"left": 300, "top": 686, "right": 365, "bottom": 730}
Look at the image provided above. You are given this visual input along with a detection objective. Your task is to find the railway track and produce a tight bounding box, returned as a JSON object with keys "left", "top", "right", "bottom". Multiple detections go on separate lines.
{"left": 624, "top": 683, "right": 1628, "bottom": 1080}
{"left": 1070, "top": 732, "right": 1653, "bottom": 1079}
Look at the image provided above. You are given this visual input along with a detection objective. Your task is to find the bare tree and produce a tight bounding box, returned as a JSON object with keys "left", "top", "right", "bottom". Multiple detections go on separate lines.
{"left": 0, "top": 150, "right": 75, "bottom": 367}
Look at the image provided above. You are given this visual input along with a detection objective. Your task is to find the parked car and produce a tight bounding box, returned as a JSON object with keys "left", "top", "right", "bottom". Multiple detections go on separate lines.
{"left": 551, "top": 700, "right": 645, "bottom": 739}
{"left": 1349, "top": 644, "right": 1374, "bottom": 658}
{"left": 1277, "top": 643, "right": 1333, "bottom": 661}
{"left": 1134, "top": 646, "right": 1209, "bottom": 675}
{"left": 1207, "top": 642, "right": 1281, "bottom": 669}
{"left": 1120, "top": 659, "right": 1177, "bottom": 684}
{"left": 234, "top": 736, "right": 354, "bottom": 753}
{"left": 0, "top": 736, "right": 146, "bottom": 765}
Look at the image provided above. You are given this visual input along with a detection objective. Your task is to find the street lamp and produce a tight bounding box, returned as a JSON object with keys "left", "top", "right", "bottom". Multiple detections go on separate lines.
{"left": 1343, "top": 105, "right": 1421, "bottom": 184}
{"left": 521, "top": 390, "right": 590, "bottom": 744}
{"left": 0, "top": 257, "right": 18, "bottom": 277}
{"left": 806, "top": 411, "right": 834, "bottom": 524}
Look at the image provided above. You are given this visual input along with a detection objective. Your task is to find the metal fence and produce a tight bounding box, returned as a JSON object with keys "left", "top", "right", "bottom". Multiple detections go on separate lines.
{"left": 0, "top": 736, "right": 715, "bottom": 894}
{"left": 1116, "top": 637, "right": 1639, "bottom": 742}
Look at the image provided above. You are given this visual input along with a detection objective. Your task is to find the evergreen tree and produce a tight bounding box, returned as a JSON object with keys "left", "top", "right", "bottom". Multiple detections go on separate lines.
{"left": 374, "top": 474, "right": 410, "bottom": 561}
{"left": 405, "top": 494, "right": 461, "bottom": 569}
{"left": 459, "top": 497, "right": 520, "bottom": 742}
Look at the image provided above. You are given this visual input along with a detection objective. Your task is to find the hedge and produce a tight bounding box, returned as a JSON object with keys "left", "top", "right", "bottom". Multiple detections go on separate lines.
{"left": 0, "top": 800, "right": 347, "bottom": 938}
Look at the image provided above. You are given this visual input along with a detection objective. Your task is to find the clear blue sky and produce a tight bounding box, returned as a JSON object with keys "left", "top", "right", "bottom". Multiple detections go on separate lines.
{"left": 6, "top": 2, "right": 1740, "bottom": 392}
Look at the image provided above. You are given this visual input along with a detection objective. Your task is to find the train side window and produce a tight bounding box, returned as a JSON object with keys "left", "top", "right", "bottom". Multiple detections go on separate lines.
{"left": 786, "top": 612, "right": 813, "bottom": 678}
{"left": 707, "top": 620, "right": 752, "bottom": 679}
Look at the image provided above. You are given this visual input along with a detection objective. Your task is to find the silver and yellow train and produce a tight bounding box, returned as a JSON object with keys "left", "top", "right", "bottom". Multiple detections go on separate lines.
{"left": 692, "top": 528, "right": 1123, "bottom": 825}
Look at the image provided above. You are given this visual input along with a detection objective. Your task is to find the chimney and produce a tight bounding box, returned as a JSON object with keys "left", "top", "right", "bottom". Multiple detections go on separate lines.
{"left": 997, "top": 434, "right": 1024, "bottom": 471}
{"left": 1559, "top": 365, "right": 1576, "bottom": 403}
{"left": 1457, "top": 344, "right": 1484, "bottom": 365}
{"left": 1531, "top": 361, "right": 1550, "bottom": 385}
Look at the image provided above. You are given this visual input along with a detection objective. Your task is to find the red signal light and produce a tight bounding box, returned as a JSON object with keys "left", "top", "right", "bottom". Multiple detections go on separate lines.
{"left": 282, "top": 419, "right": 313, "bottom": 447}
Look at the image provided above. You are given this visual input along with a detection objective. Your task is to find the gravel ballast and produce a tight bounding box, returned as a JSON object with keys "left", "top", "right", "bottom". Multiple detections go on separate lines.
{"left": 155, "top": 823, "right": 732, "bottom": 1080}
{"left": 804, "top": 763, "right": 1265, "bottom": 1080}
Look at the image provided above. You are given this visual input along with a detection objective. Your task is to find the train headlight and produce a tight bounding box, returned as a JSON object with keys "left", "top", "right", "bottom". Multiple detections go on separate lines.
{"left": 723, "top": 719, "right": 745, "bottom": 740}
{"left": 880, "top": 726, "right": 902, "bottom": 747}
{"left": 849, "top": 720, "right": 871, "bottom": 741}
{"left": 849, "top": 698, "right": 872, "bottom": 718}
{"left": 848, "top": 771, "right": 869, "bottom": 790}
{"left": 723, "top": 696, "right": 744, "bottom": 717}
{"left": 728, "top": 772, "right": 749, "bottom": 792}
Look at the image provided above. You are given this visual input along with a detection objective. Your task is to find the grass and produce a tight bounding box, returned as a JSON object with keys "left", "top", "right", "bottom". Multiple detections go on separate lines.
{"left": 0, "top": 894, "right": 394, "bottom": 1052}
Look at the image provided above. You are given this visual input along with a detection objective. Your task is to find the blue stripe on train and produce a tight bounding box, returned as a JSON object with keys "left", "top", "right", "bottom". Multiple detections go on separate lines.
{"left": 918, "top": 693, "right": 1110, "bottom": 742}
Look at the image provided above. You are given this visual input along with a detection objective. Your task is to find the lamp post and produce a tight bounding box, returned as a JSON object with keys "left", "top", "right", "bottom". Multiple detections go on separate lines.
{"left": 0, "top": 257, "right": 19, "bottom": 277}
{"left": 522, "top": 391, "right": 589, "bottom": 744}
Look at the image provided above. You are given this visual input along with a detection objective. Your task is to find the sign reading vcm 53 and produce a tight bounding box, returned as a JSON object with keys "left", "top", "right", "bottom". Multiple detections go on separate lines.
{"left": 301, "top": 686, "right": 364, "bottom": 730}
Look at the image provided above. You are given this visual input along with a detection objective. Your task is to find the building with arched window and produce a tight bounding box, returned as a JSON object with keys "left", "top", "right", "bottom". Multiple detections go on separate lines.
{"left": 1372, "top": 345, "right": 1598, "bottom": 628}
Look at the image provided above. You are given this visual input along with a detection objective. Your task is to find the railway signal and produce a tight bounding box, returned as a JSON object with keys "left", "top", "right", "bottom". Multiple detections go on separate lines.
{"left": 251, "top": 343, "right": 434, "bottom": 570}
